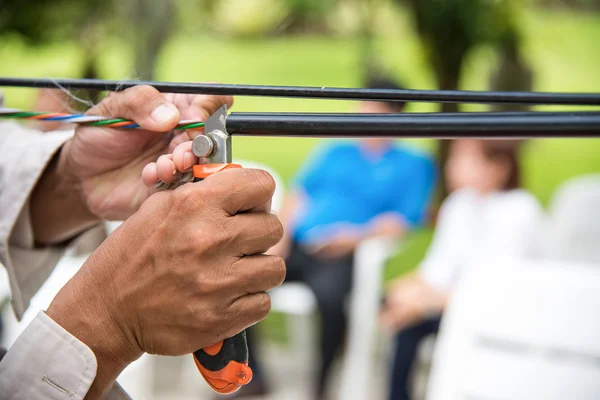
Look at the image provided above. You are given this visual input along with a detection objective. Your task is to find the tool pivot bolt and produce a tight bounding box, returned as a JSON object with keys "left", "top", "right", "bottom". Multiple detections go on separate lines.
{"left": 192, "top": 135, "right": 214, "bottom": 158}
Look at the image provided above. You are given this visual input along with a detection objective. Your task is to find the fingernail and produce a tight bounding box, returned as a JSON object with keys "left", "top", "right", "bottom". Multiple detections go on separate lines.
{"left": 151, "top": 104, "right": 178, "bottom": 124}
{"left": 183, "top": 152, "right": 194, "bottom": 170}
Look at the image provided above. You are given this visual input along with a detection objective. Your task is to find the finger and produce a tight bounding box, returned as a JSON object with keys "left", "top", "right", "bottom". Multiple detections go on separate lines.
{"left": 228, "top": 292, "right": 272, "bottom": 331}
{"left": 172, "top": 141, "right": 198, "bottom": 172}
{"left": 88, "top": 85, "right": 180, "bottom": 132}
{"left": 179, "top": 93, "right": 234, "bottom": 140}
{"left": 168, "top": 132, "right": 193, "bottom": 153}
{"left": 156, "top": 154, "right": 179, "bottom": 183}
{"left": 230, "top": 254, "right": 286, "bottom": 294}
{"left": 247, "top": 198, "right": 273, "bottom": 214}
{"left": 201, "top": 169, "right": 276, "bottom": 215}
{"left": 142, "top": 162, "right": 159, "bottom": 186}
{"left": 230, "top": 213, "right": 283, "bottom": 255}
{"left": 187, "top": 93, "right": 234, "bottom": 119}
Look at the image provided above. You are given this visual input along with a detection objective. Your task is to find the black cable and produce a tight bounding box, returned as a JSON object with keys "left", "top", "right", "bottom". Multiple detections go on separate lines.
{"left": 1, "top": 77, "right": 599, "bottom": 106}
{"left": 225, "top": 112, "right": 600, "bottom": 138}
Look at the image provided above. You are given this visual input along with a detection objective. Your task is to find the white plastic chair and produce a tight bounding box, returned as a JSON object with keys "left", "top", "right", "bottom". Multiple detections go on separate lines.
{"left": 270, "top": 239, "right": 397, "bottom": 399}
{"left": 426, "top": 257, "right": 600, "bottom": 400}
{"left": 338, "top": 237, "right": 397, "bottom": 400}
{"left": 544, "top": 174, "right": 600, "bottom": 264}
{"left": 266, "top": 161, "right": 398, "bottom": 399}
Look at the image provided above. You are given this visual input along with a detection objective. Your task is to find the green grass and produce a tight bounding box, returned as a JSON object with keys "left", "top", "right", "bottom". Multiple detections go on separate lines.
{"left": 1, "top": 7, "right": 600, "bottom": 281}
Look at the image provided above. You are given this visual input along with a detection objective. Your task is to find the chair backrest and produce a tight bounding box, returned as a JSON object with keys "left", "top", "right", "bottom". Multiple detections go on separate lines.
{"left": 544, "top": 174, "right": 600, "bottom": 264}
{"left": 426, "top": 258, "right": 600, "bottom": 400}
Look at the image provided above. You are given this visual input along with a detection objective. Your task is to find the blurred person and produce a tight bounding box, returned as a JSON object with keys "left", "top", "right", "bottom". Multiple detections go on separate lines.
{"left": 380, "top": 139, "right": 544, "bottom": 400}
{"left": 237, "top": 76, "right": 437, "bottom": 400}
{"left": 0, "top": 87, "right": 285, "bottom": 399}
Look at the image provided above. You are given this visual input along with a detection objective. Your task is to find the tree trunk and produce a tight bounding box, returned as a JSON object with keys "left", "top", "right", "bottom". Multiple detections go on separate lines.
{"left": 128, "top": 0, "right": 174, "bottom": 80}
{"left": 433, "top": 55, "right": 463, "bottom": 199}
{"left": 489, "top": 44, "right": 533, "bottom": 112}
{"left": 358, "top": 0, "right": 377, "bottom": 77}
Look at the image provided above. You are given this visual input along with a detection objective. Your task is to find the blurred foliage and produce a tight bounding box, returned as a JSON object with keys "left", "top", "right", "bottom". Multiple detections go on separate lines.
{"left": 1, "top": 4, "right": 600, "bottom": 279}
{"left": 203, "top": 0, "right": 290, "bottom": 37}
{"left": 536, "top": 0, "right": 600, "bottom": 8}
{"left": 0, "top": 0, "right": 111, "bottom": 44}
{"left": 400, "top": 0, "right": 516, "bottom": 95}
{"left": 120, "top": 0, "right": 175, "bottom": 80}
{"left": 279, "top": 0, "right": 338, "bottom": 33}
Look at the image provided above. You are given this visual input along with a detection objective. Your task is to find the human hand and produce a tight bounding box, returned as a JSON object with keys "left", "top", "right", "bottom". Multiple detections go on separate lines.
{"left": 46, "top": 168, "right": 284, "bottom": 398}
{"left": 308, "top": 229, "right": 364, "bottom": 260}
{"left": 380, "top": 277, "right": 444, "bottom": 334}
{"left": 60, "top": 85, "right": 232, "bottom": 221}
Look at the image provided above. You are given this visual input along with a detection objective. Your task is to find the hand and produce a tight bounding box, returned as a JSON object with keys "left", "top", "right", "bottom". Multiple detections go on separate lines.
{"left": 380, "top": 277, "right": 445, "bottom": 333}
{"left": 46, "top": 168, "right": 285, "bottom": 398}
{"left": 309, "top": 230, "right": 363, "bottom": 259}
{"left": 62, "top": 85, "right": 233, "bottom": 221}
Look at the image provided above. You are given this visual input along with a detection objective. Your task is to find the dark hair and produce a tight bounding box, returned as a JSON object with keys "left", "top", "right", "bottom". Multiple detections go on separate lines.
{"left": 364, "top": 75, "right": 407, "bottom": 112}
{"left": 481, "top": 140, "right": 524, "bottom": 190}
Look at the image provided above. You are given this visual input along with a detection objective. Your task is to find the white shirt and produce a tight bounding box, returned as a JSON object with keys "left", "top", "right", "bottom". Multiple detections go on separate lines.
{"left": 0, "top": 118, "right": 129, "bottom": 399}
{"left": 418, "top": 188, "right": 545, "bottom": 292}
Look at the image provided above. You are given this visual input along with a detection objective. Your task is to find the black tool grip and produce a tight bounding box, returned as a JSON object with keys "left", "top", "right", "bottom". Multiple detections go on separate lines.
{"left": 193, "top": 331, "right": 253, "bottom": 394}
{"left": 194, "top": 331, "right": 249, "bottom": 370}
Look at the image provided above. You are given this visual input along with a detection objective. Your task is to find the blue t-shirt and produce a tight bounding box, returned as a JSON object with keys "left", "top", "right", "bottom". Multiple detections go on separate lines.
{"left": 292, "top": 142, "right": 436, "bottom": 244}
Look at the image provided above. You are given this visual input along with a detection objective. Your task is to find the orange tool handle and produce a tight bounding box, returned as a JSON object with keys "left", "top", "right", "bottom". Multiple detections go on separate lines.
{"left": 194, "top": 332, "right": 253, "bottom": 394}
{"left": 192, "top": 162, "right": 252, "bottom": 395}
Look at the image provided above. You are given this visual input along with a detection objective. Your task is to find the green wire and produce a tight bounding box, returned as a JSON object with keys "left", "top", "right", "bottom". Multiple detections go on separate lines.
{"left": 0, "top": 112, "right": 205, "bottom": 130}
{"left": 1, "top": 112, "right": 45, "bottom": 118}
{"left": 177, "top": 122, "right": 205, "bottom": 129}
{"left": 85, "top": 118, "right": 130, "bottom": 126}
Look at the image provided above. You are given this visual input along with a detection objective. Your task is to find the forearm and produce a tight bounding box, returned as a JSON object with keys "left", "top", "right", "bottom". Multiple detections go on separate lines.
{"left": 46, "top": 247, "right": 142, "bottom": 399}
{"left": 366, "top": 212, "right": 407, "bottom": 240}
{"left": 30, "top": 140, "right": 99, "bottom": 245}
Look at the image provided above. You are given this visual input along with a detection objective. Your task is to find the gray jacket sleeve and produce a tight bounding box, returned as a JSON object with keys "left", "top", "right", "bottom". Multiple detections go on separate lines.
{"left": 0, "top": 118, "right": 131, "bottom": 399}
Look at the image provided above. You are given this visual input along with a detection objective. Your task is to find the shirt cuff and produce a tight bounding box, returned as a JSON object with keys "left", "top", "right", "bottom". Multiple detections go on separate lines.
{"left": 0, "top": 311, "right": 97, "bottom": 399}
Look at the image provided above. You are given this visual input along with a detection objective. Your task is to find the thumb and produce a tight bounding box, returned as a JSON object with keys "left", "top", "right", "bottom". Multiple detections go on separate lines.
{"left": 87, "top": 85, "right": 180, "bottom": 132}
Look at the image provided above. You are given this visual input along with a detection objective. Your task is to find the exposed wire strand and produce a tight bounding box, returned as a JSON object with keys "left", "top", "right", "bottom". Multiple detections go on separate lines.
{"left": 0, "top": 108, "right": 205, "bottom": 130}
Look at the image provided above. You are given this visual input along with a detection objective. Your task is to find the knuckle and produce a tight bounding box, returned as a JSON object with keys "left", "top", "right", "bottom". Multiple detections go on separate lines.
{"left": 268, "top": 256, "right": 286, "bottom": 286}
{"left": 256, "top": 293, "right": 272, "bottom": 319}
{"left": 172, "top": 184, "right": 203, "bottom": 210}
{"left": 265, "top": 214, "right": 284, "bottom": 242}
{"left": 194, "top": 275, "right": 221, "bottom": 297}
{"left": 125, "top": 85, "right": 160, "bottom": 116}
{"left": 210, "top": 227, "right": 234, "bottom": 249}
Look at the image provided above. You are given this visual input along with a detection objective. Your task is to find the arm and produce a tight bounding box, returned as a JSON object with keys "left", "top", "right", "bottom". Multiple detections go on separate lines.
{"left": 312, "top": 212, "right": 408, "bottom": 260}
{"left": 416, "top": 192, "right": 467, "bottom": 293}
{"left": 380, "top": 192, "right": 469, "bottom": 332}
{"left": 30, "top": 143, "right": 100, "bottom": 245}
{"left": 1, "top": 87, "right": 285, "bottom": 399}
{"left": 314, "top": 156, "right": 436, "bottom": 259}
{"left": 387, "top": 156, "right": 437, "bottom": 231}
{"left": 366, "top": 212, "right": 408, "bottom": 240}
{"left": 269, "top": 143, "right": 334, "bottom": 257}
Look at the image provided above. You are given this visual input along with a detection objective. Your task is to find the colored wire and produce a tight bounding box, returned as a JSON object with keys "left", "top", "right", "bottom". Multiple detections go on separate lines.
{"left": 0, "top": 108, "right": 205, "bottom": 130}
{"left": 1, "top": 77, "right": 600, "bottom": 106}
